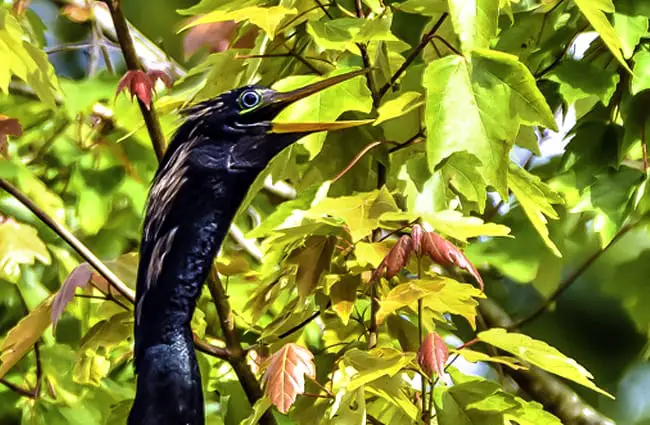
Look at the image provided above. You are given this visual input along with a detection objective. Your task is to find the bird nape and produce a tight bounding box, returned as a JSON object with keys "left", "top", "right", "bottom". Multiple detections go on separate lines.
{"left": 128, "top": 69, "right": 370, "bottom": 425}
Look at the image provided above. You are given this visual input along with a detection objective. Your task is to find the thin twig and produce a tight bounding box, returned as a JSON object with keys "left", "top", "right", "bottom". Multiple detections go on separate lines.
{"left": 511, "top": 221, "right": 638, "bottom": 329}
{"left": 431, "top": 35, "right": 461, "bottom": 56}
{"left": 377, "top": 13, "right": 449, "bottom": 99}
{"left": 33, "top": 342, "right": 42, "bottom": 397}
{"left": 332, "top": 141, "right": 385, "bottom": 183}
{"left": 100, "top": 0, "right": 166, "bottom": 161}
{"left": 0, "top": 178, "right": 134, "bottom": 301}
{"left": 0, "top": 379, "right": 35, "bottom": 399}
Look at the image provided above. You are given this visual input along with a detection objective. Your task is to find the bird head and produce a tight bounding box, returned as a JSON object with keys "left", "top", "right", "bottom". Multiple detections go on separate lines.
{"left": 173, "top": 69, "right": 371, "bottom": 173}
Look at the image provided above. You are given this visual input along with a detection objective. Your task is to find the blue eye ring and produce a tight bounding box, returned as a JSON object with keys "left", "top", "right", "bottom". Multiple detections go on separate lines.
{"left": 239, "top": 90, "right": 262, "bottom": 109}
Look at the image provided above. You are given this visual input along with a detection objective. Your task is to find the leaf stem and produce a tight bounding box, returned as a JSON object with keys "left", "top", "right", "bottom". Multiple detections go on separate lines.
{"left": 377, "top": 12, "right": 449, "bottom": 100}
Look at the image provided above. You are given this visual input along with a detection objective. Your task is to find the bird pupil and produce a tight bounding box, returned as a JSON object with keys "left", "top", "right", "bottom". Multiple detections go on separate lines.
{"left": 242, "top": 91, "right": 259, "bottom": 108}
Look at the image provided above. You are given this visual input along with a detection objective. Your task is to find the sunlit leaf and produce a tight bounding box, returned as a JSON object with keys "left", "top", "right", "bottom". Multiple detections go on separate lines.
{"left": 263, "top": 343, "right": 316, "bottom": 414}
{"left": 478, "top": 328, "right": 614, "bottom": 398}
{"left": 0, "top": 219, "right": 51, "bottom": 282}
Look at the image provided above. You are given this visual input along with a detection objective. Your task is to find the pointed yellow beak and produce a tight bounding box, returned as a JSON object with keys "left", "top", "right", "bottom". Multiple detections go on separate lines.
{"left": 269, "top": 69, "right": 372, "bottom": 134}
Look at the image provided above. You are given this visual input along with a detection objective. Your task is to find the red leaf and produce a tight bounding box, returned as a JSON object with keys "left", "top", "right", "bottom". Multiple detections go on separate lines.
{"left": 417, "top": 332, "right": 449, "bottom": 377}
{"left": 0, "top": 115, "right": 23, "bottom": 157}
{"left": 421, "top": 231, "right": 484, "bottom": 290}
{"left": 263, "top": 343, "right": 316, "bottom": 414}
{"left": 372, "top": 235, "right": 414, "bottom": 281}
{"left": 147, "top": 70, "right": 173, "bottom": 89}
{"left": 411, "top": 224, "right": 423, "bottom": 255}
{"left": 51, "top": 263, "right": 92, "bottom": 328}
{"left": 116, "top": 70, "right": 154, "bottom": 109}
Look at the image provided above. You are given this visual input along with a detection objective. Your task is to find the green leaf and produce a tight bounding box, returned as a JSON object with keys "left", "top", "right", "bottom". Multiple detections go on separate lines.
{"left": 342, "top": 348, "right": 414, "bottom": 391}
{"left": 272, "top": 67, "right": 373, "bottom": 159}
{"left": 478, "top": 328, "right": 614, "bottom": 398}
{"left": 547, "top": 60, "right": 620, "bottom": 105}
{"left": 393, "top": 0, "right": 447, "bottom": 16}
{"left": 240, "top": 397, "right": 272, "bottom": 425}
{"left": 508, "top": 164, "right": 563, "bottom": 257}
{"left": 374, "top": 91, "right": 423, "bottom": 126}
{"left": 0, "top": 220, "right": 51, "bottom": 282}
{"left": 441, "top": 153, "right": 487, "bottom": 212}
{"left": 0, "top": 9, "right": 59, "bottom": 109}
{"left": 307, "top": 187, "right": 399, "bottom": 242}
{"left": 574, "top": 0, "right": 633, "bottom": 73}
{"left": 631, "top": 50, "right": 650, "bottom": 95}
{"left": 179, "top": 5, "right": 297, "bottom": 39}
{"left": 329, "top": 274, "right": 359, "bottom": 325}
{"left": 423, "top": 50, "right": 555, "bottom": 196}
{"left": 286, "top": 235, "right": 336, "bottom": 300}
{"left": 613, "top": 13, "right": 648, "bottom": 59}
{"left": 447, "top": 0, "right": 499, "bottom": 51}
{"left": 307, "top": 14, "right": 399, "bottom": 52}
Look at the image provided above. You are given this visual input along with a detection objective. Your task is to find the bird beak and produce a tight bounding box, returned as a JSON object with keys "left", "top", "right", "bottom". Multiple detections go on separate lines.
{"left": 269, "top": 69, "right": 373, "bottom": 134}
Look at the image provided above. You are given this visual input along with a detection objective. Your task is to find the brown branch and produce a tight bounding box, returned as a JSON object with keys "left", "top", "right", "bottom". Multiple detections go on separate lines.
{"left": 206, "top": 269, "right": 277, "bottom": 425}
{"left": 100, "top": 0, "right": 166, "bottom": 161}
{"left": 377, "top": 12, "right": 449, "bottom": 100}
{"left": 0, "top": 178, "right": 135, "bottom": 301}
{"left": 0, "top": 378, "right": 35, "bottom": 399}
{"left": 332, "top": 141, "right": 385, "bottom": 183}
{"left": 479, "top": 299, "right": 616, "bottom": 425}
{"left": 511, "top": 221, "right": 638, "bottom": 329}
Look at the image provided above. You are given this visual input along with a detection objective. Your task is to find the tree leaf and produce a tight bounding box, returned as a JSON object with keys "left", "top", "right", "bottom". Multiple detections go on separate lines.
{"left": 478, "top": 328, "right": 614, "bottom": 398}
{"left": 447, "top": 0, "right": 499, "bottom": 51}
{"left": 0, "top": 295, "right": 54, "bottom": 379}
{"left": 574, "top": 0, "right": 633, "bottom": 73}
{"left": 179, "top": 5, "right": 297, "bottom": 39}
{"left": 377, "top": 280, "right": 442, "bottom": 324}
{"left": 286, "top": 235, "right": 336, "bottom": 300}
{"left": 420, "top": 277, "right": 485, "bottom": 329}
{"left": 393, "top": 0, "right": 447, "bottom": 16}
{"left": 372, "top": 235, "right": 414, "bottom": 281}
{"left": 51, "top": 263, "right": 92, "bottom": 328}
{"left": 374, "top": 91, "right": 424, "bottom": 126}
{"left": 0, "top": 219, "right": 51, "bottom": 283}
{"left": 343, "top": 348, "right": 414, "bottom": 391}
{"left": 508, "top": 164, "right": 563, "bottom": 257}
{"left": 454, "top": 348, "right": 527, "bottom": 370}
{"left": 547, "top": 60, "right": 620, "bottom": 105}
{"left": 417, "top": 331, "right": 449, "bottom": 377}
{"left": 329, "top": 274, "right": 359, "bottom": 325}
{"left": 421, "top": 231, "right": 484, "bottom": 289}
{"left": 263, "top": 343, "right": 316, "bottom": 414}
{"left": 423, "top": 50, "right": 555, "bottom": 197}
{"left": 307, "top": 187, "right": 399, "bottom": 242}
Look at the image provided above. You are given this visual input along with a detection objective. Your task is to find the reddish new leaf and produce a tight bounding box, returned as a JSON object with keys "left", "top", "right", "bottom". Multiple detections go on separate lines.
{"left": 417, "top": 332, "right": 449, "bottom": 377}
{"left": 147, "top": 70, "right": 173, "bottom": 89}
{"left": 51, "top": 263, "right": 92, "bottom": 328}
{"left": 263, "top": 343, "right": 316, "bottom": 414}
{"left": 0, "top": 115, "right": 23, "bottom": 157}
{"left": 116, "top": 70, "right": 155, "bottom": 109}
{"left": 373, "top": 235, "right": 414, "bottom": 281}
{"left": 62, "top": 4, "right": 92, "bottom": 23}
{"left": 411, "top": 224, "right": 423, "bottom": 255}
{"left": 421, "top": 231, "right": 484, "bottom": 290}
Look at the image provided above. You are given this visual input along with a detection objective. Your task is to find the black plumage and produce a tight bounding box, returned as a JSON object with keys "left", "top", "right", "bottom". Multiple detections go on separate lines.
{"left": 128, "top": 70, "right": 367, "bottom": 425}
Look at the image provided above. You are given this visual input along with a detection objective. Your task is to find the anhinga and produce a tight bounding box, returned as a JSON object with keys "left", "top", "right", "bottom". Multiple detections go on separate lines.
{"left": 128, "top": 69, "right": 368, "bottom": 425}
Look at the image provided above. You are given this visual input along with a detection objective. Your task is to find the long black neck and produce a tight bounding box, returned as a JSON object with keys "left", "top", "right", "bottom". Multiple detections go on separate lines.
{"left": 128, "top": 134, "right": 258, "bottom": 425}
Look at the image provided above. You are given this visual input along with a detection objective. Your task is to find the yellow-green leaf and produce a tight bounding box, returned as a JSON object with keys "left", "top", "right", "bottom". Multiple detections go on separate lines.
{"left": 374, "top": 91, "right": 424, "bottom": 126}
{"left": 508, "top": 164, "right": 563, "bottom": 257}
{"left": 0, "top": 220, "right": 51, "bottom": 282}
{"left": 574, "top": 0, "right": 632, "bottom": 73}
{"left": 478, "top": 328, "right": 614, "bottom": 398}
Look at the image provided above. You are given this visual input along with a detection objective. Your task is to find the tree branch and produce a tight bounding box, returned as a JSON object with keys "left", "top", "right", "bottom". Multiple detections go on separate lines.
{"left": 0, "top": 178, "right": 134, "bottom": 301}
{"left": 0, "top": 378, "right": 35, "bottom": 399}
{"left": 100, "top": 0, "right": 166, "bottom": 161}
{"left": 377, "top": 12, "right": 449, "bottom": 100}
{"left": 207, "top": 269, "right": 277, "bottom": 425}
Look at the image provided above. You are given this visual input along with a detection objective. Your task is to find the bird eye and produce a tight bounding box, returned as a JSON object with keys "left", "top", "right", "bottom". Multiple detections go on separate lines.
{"left": 239, "top": 90, "right": 261, "bottom": 109}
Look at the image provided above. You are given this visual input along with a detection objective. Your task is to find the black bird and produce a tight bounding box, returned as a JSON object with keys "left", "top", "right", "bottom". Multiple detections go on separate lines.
{"left": 128, "top": 70, "right": 368, "bottom": 425}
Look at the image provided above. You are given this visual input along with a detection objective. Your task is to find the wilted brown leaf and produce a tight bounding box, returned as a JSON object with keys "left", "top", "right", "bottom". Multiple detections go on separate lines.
{"left": 51, "top": 263, "right": 92, "bottom": 328}
{"left": 421, "top": 231, "right": 484, "bottom": 290}
{"left": 263, "top": 343, "right": 316, "bottom": 414}
{"left": 0, "top": 295, "right": 54, "bottom": 379}
{"left": 417, "top": 332, "right": 449, "bottom": 377}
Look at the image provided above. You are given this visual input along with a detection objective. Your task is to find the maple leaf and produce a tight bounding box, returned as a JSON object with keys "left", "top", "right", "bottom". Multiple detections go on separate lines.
{"left": 263, "top": 343, "right": 316, "bottom": 414}
{"left": 0, "top": 114, "right": 23, "bottom": 157}
{"left": 115, "top": 70, "right": 171, "bottom": 110}
{"left": 417, "top": 332, "right": 449, "bottom": 377}
{"left": 421, "top": 231, "right": 484, "bottom": 290}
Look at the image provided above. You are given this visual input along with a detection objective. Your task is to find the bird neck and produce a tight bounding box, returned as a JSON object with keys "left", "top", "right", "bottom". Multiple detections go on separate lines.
{"left": 136, "top": 171, "right": 257, "bottom": 348}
